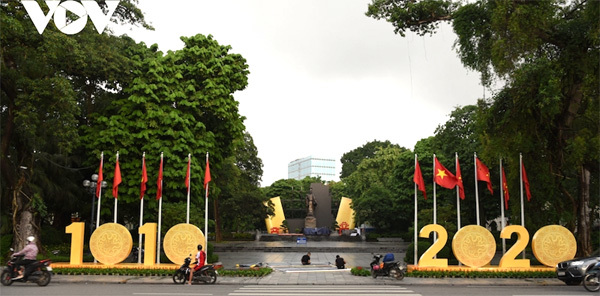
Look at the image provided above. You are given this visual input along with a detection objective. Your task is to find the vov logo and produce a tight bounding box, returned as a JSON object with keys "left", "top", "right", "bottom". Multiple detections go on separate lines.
{"left": 22, "top": 0, "right": 120, "bottom": 35}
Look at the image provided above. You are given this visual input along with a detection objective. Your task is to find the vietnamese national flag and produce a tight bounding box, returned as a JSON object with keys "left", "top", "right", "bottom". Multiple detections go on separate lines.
{"left": 140, "top": 155, "right": 147, "bottom": 199}
{"left": 476, "top": 158, "right": 494, "bottom": 195}
{"left": 112, "top": 158, "right": 121, "bottom": 199}
{"left": 502, "top": 167, "right": 509, "bottom": 210}
{"left": 204, "top": 156, "right": 211, "bottom": 195}
{"left": 156, "top": 155, "right": 163, "bottom": 200}
{"left": 96, "top": 154, "right": 104, "bottom": 198}
{"left": 522, "top": 162, "right": 531, "bottom": 201}
{"left": 456, "top": 157, "right": 465, "bottom": 200}
{"left": 414, "top": 159, "right": 427, "bottom": 200}
{"left": 434, "top": 157, "right": 458, "bottom": 189}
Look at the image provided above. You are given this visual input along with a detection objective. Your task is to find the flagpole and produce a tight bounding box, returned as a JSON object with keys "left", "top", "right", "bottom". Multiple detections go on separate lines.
{"left": 204, "top": 152, "right": 209, "bottom": 265}
{"left": 519, "top": 153, "right": 526, "bottom": 259}
{"left": 94, "top": 151, "right": 104, "bottom": 264}
{"left": 157, "top": 152, "right": 163, "bottom": 264}
{"left": 455, "top": 153, "right": 461, "bottom": 230}
{"left": 414, "top": 154, "right": 418, "bottom": 265}
{"left": 96, "top": 152, "right": 103, "bottom": 230}
{"left": 114, "top": 151, "right": 119, "bottom": 223}
{"left": 499, "top": 158, "right": 506, "bottom": 255}
{"left": 432, "top": 154, "right": 437, "bottom": 244}
{"left": 138, "top": 152, "right": 145, "bottom": 264}
{"left": 474, "top": 152, "right": 480, "bottom": 226}
{"left": 186, "top": 153, "right": 191, "bottom": 224}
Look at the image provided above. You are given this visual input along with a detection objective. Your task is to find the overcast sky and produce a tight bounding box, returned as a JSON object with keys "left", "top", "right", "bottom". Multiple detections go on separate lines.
{"left": 113, "top": 0, "right": 485, "bottom": 186}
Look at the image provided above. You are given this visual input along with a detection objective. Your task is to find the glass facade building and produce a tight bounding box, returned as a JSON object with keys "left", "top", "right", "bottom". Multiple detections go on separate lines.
{"left": 288, "top": 156, "right": 336, "bottom": 181}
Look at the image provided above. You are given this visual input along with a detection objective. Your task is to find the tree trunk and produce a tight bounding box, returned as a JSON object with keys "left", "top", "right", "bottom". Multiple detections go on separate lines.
{"left": 11, "top": 183, "right": 40, "bottom": 252}
{"left": 576, "top": 165, "right": 592, "bottom": 257}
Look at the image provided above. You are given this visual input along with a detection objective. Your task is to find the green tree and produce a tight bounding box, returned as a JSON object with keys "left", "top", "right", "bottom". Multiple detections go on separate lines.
{"left": 345, "top": 146, "right": 412, "bottom": 233}
{"left": 83, "top": 34, "right": 250, "bottom": 230}
{"left": 0, "top": 0, "right": 148, "bottom": 250}
{"left": 367, "top": 0, "right": 599, "bottom": 255}
{"left": 340, "top": 140, "right": 400, "bottom": 179}
{"left": 215, "top": 132, "right": 268, "bottom": 240}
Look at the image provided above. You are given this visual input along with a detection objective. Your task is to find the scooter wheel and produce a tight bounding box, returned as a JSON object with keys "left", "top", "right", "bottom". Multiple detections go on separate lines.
{"left": 390, "top": 267, "right": 404, "bottom": 280}
{"left": 172, "top": 270, "right": 186, "bottom": 284}
{"left": 36, "top": 270, "right": 51, "bottom": 286}
{"left": 0, "top": 271, "right": 13, "bottom": 286}
{"left": 204, "top": 270, "right": 217, "bottom": 284}
{"left": 371, "top": 268, "right": 377, "bottom": 278}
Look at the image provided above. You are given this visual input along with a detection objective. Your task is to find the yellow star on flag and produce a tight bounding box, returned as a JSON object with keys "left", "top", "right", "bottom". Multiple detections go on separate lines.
{"left": 436, "top": 169, "right": 448, "bottom": 179}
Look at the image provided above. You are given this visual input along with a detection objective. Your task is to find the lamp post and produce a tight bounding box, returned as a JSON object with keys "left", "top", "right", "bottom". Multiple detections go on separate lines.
{"left": 83, "top": 174, "right": 107, "bottom": 233}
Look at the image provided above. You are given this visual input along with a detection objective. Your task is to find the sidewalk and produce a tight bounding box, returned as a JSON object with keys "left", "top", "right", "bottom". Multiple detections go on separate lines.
{"left": 49, "top": 240, "right": 564, "bottom": 286}
{"left": 51, "top": 273, "right": 565, "bottom": 286}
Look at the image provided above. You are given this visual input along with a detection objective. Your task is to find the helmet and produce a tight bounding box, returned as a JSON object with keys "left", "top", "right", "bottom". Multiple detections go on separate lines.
{"left": 27, "top": 236, "right": 35, "bottom": 242}
{"left": 372, "top": 264, "right": 380, "bottom": 270}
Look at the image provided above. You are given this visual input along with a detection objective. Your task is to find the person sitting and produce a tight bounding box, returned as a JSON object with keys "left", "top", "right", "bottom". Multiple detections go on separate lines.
{"left": 301, "top": 252, "right": 311, "bottom": 265}
{"left": 188, "top": 244, "right": 206, "bottom": 285}
{"left": 12, "top": 236, "right": 38, "bottom": 280}
{"left": 335, "top": 255, "right": 346, "bottom": 269}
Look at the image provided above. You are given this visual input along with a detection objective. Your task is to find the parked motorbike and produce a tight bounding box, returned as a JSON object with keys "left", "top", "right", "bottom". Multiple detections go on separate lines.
{"left": 583, "top": 261, "right": 600, "bottom": 292}
{"left": 172, "top": 256, "right": 217, "bottom": 284}
{"left": 370, "top": 254, "right": 405, "bottom": 280}
{"left": 1, "top": 254, "right": 52, "bottom": 286}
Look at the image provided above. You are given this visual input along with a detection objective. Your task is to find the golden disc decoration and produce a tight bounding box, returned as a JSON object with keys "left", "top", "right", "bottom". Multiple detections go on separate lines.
{"left": 89, "top": 223, "right": 133, "bottom": 265}
{"left": 452, "top": 225, "right": 496, "bottom": 268}
{"left": 532, "top": 225, "right": 576, "bottom": 267}
{"left": 163, "top": 223, "right": 205, "bottom": 265}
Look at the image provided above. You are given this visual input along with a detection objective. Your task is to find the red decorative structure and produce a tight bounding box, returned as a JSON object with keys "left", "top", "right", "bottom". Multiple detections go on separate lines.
{"left": 270, "top": 227, "right": 280, "bottom": 234}
{"left": 339, "top": 222, "right": 349, "bottom": 235}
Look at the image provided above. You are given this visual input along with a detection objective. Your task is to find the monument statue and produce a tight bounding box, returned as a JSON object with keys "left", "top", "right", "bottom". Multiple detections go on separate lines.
{"left": 304, "top": 187, "right": 318, "bottom": 229}
{"left": 305, "top": 188, "right": 317, "bottom": 217}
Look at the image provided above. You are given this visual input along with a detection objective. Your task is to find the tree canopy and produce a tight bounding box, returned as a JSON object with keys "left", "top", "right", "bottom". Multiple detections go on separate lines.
{"left": 366, "top": 0, "right": 599, "bottom": 255}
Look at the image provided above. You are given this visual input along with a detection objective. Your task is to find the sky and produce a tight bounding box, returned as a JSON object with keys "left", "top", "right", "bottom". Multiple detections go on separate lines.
{"left": 112, "top": 0, "right": 485, "bottom": 186}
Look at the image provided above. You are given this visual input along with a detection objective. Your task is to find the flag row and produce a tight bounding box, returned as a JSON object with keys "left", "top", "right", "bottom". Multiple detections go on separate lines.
{"left": 94, "top": 152, "right": 212, "bottom": 200}
{"left": 413, "top": 153, "right": 532, "bottom": 209}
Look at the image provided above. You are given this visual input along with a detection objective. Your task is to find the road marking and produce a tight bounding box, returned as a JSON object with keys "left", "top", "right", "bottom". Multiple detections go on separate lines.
{"left": 230, "top": 285, "right": 420, "bottom": 296}
{"left": 133, "top": 293, "right": 212, "bottom": 296}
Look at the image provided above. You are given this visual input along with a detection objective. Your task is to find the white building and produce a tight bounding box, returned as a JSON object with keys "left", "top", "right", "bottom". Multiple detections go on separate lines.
{"left": 288, "top": 156, "right": 336, "bottom": 181}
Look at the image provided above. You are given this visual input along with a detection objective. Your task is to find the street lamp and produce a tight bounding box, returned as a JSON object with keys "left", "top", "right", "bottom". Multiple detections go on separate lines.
{"left": 83, "top": 174, "right": 107, "bottom": 233}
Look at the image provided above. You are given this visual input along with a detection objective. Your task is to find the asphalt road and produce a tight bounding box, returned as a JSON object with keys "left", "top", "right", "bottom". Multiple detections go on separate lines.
{"left": 0, "top": 283, "right": 592, "bottom": 296}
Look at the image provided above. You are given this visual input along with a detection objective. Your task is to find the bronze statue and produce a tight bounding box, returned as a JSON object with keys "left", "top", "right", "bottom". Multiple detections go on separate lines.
{"left": 305, "top": 187, "right": 317, "bottom": 217}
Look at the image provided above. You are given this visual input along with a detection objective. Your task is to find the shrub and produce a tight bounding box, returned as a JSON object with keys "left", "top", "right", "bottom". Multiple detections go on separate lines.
{"left": 351, "top": 266, "right": 371, "bottom": 276}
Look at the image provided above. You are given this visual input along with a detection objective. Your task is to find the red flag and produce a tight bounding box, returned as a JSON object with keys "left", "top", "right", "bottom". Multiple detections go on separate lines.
{"left": 156, "top": 155, "right": 163, "bottom": 200}
{"left": 414, "top": 159, "right": 427, "bottom": 200}
{"left": 522, "top": 162, "right": 531, "bottom": 201}
{"left": 456, "top": 157, "right": 465, "bottom": 200}
{"left": 476, "top": 158, "right": 494, "bottom": 195}
{"left": 204, "top": 157, "right": 211, "bottom": 195}
{"left": 112, "top": 158, "right": 121, "bottom": 198}
{"left": 96, "top": 154, "right": 103, "bottom": 198}
{"left": 185, "top": 156, "right": 191, "bottom": 189}
{"left": 502, "top": 167, "right": 509, "bottom": 210}
{"left": 140, "top": 155, "right": 147, "bottom": 199}
{"left": 434, "top": 157, "right": 458, "bottom": 189}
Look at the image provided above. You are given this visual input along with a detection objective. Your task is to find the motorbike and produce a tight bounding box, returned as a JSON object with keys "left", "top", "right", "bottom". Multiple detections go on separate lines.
{"left": 172, "top": 256, "right": 217, "bottom": 284}
{"left": 583, "top": 261, "right": 600, "bottom": 292}
{"left": 1, "top": 254, "right": 52, "bottom": 286}
{"left": 370, "top": 254, "right": 405, "bottom": 280}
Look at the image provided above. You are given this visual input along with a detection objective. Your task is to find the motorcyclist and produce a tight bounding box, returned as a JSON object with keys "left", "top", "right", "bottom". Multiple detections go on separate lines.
{"left": 12, "top": 236, "right": 38, "bottom": 280}
{"left": 188, "top": 244, "right": 206, "bottom": 285}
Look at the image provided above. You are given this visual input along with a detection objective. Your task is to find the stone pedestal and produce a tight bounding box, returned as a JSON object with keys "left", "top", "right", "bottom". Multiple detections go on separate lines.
{"left": 304, "top": 216, "right": 317, "bottom": 229}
